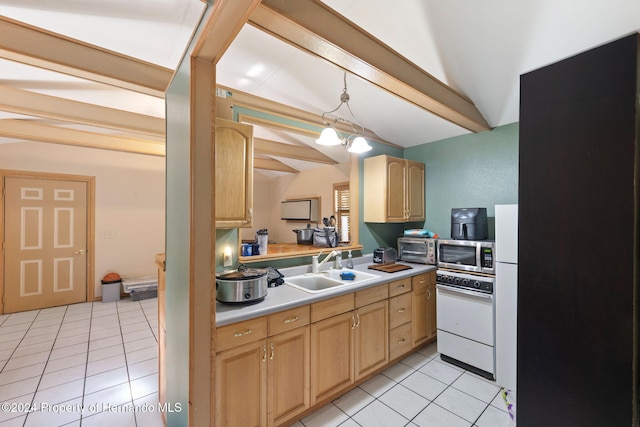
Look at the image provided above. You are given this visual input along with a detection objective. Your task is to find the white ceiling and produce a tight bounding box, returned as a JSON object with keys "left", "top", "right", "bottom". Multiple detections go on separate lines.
{"left": 1, "top": 0, "right": 640, "bottom": 155}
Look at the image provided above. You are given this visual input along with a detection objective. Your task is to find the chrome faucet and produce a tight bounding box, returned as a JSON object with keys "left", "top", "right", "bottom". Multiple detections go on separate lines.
{"left": 312, "top": 250, "right": 338, "bottom": 273}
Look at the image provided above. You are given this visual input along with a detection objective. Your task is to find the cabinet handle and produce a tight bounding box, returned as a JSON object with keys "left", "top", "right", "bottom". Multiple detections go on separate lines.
{"left": 283, "top": 316, "right": 299, "bottom": 324}
{"left": 269, "top": 342, "right": 275, "bottom": 360}
{"left": 355, "top": 314, "right": 361, "bottom": 328}
{"left": 262, "top": 344, "right": 267, "bottom": 362}
{"left": 396, "top": 284, "right": 405, "bottom": 289}
{"left": 427, "top": 288, "right": 432, "bottom": 299}
{"left": 351, "top": 315, "right": 356, "bottom": 330}
{"left": 398, "top": 338, "right": 406, "bottom": 344}
{"left": 248, "top": 208, "right": 253, "bottom": 221}
{"left": 398, "top": 308, "right": 406, "bottom": 313}
{"left": 233, "top": 329, "right": 252, "bottom": 337}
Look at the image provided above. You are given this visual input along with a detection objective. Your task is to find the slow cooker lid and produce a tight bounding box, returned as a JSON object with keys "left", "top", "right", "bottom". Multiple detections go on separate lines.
{"left": 216, "top": 265, "right": 267, "bottom": 280}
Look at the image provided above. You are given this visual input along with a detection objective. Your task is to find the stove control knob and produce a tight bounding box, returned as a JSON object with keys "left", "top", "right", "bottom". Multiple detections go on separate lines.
{"left": 245, "top": 293, "right": 252, "bottom": 299}
{"left": 454, "top": 277, "right": 461, "bottom": 285}
{"left": 473, "top": 281, "right": 481, "bottom": 289}
{"left": 462, "top": 279, "right": 470, "bottom": 286}
{"left": 447, "top": 276, "right": 454, "bottom": 284}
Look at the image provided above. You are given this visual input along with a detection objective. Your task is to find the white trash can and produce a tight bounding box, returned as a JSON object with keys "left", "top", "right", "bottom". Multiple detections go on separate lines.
{"left": 101, "top": 278, "right": 122, "bottom": 303}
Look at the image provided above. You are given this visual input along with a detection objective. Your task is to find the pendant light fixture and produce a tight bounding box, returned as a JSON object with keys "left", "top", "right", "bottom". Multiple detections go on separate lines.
{"left": 316, "top": 72, "right": 372, "bottom": 153}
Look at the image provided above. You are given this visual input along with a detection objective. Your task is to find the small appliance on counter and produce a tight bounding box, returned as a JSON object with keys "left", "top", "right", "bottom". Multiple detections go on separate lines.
{"left": 397, "top": 237, "right": 437, "bottom": 265}
{"left": 292, "top": 224, "right": 314, "bottom": 245}
{"left": 451, "top": 208, "right": 488, "bottom": 240}
{"left": 216, "top": 265, "right": 268, "bottom": 304}
{"left": 373, "top": 247, "right": 397, "bottom": 264}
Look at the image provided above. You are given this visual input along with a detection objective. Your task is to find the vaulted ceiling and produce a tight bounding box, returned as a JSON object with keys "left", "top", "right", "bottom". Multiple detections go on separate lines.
{"left": 1, "top": 0, "right": 639, "bottom": 174}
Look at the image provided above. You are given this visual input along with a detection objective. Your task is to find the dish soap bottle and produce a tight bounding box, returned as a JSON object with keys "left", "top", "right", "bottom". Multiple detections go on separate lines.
{"left": 346, "top": 250, "right": 354, "bottom": 269}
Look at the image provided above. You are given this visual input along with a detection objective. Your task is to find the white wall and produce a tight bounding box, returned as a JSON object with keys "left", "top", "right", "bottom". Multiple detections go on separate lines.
{"left": 0, "top": 141, "right": 165, "bottom": 298}
{"left": 242, "top": 163, "right": 350, "bottom": 244}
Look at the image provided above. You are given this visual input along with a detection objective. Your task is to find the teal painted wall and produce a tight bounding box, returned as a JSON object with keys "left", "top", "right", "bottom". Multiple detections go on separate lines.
{"left": 404, "top": 122, "right": 519, "bottom": 239}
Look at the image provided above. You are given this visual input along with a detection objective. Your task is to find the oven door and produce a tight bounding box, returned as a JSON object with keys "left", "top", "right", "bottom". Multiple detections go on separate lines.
{"left": 436, "top": 284, "right": 495, "bottom": 374}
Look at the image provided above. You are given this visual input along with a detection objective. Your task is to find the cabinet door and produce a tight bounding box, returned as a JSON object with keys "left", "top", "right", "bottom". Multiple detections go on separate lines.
{"left": 386, "top": 157, "right": 407, "bottom": 222}
{"left": 354, "top": 300, "right": 389, "bottom": 380}
{"left": 406, "top": 160, "right": 425, "bottom": 221}
{"left": 268, "top": 327, "right": 310, "bottom": 427}
{"left": 411, "top": 274, "right": 429, "bottom": 347}
{"left": 215, "top": 340, "right": 267, "bottom": 427}
{"left": 215, "top": 118, "right": 253, "bottom": 228}
{"left": 311, "top": 312, "right": 354, "bottom": 404}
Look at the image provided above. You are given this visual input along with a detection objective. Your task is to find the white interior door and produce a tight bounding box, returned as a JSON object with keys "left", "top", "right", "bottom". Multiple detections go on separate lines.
{"left": 4, "top": 177, "right": 88, "bottom": 313}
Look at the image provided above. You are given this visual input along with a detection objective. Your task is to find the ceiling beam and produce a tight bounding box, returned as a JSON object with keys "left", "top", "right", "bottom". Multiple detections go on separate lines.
{"left": 0, "top": 119, "right": 165, "bottom": 156}
{"left": 0, "top": 86, "right": 165, "bottom": 137}
{"left": 254, "top": 157, "right": 299, "bottom": 173}
{"left": 0, "top": 16, "right": 173, "bottom": 97}
{"left": 193, "top": 0, "right": 263, "bottom": 63}
{"left": 254, "top": 137, "right": 337, "bottom": 164}
{"left": 249, "top": 0, "right": 491, "bottom": 133}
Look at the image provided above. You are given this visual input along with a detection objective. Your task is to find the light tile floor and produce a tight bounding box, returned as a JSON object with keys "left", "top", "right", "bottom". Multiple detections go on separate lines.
{"left": 0, "top": 297, "right": 163, "bottom": 427}
{"left": 292, "top": 343, "right": 515, "bottom": 427}
{"left": 0, "top": 298, "right": 515, "bottom": 427}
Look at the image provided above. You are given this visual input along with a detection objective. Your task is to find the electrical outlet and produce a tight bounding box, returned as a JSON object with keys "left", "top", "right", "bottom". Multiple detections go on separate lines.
{"left": 223, "top": 250, "right": 232, "bottom": 267}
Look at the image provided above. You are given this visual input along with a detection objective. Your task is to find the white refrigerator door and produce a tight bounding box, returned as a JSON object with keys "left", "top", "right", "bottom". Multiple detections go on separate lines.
{"left": 496, "top": 262, "right": 517, "bottom": 391}
{"left": 495, "top": 204, "right": 518, "bottom": 264}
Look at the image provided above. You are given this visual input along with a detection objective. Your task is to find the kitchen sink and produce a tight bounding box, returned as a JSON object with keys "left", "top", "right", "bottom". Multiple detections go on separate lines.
{"left": 284, "top": 269, "right": 380, "bottom": 293}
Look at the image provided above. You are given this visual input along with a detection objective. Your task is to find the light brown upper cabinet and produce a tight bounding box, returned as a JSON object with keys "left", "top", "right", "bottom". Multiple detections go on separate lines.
{"left": 215, "top": 119, "right": 254, "bottom": 228}
{"left": 363, "top": 155, "right": 425, "bottom": 223}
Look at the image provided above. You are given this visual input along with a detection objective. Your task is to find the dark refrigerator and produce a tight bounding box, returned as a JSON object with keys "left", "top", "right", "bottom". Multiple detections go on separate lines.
{"left": 518, "top": 33, "right": 639, "bottom": 426}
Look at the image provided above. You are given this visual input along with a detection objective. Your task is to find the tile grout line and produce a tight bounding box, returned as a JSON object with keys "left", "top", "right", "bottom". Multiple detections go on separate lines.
{"left": 24, "top": 305, "right": 71, "bottom": 425}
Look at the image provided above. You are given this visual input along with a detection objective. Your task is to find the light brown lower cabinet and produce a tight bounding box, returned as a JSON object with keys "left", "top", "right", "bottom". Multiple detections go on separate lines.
{"left": 215, "top": 309, "right": 310, "bottom": 427}
{"left": 267, "top": 326, "right": 310, "bottom": 426}
{"left": 311, "top": 284, "right": 389, "bottom": 404}
{"left": 214, "top": 271, "right": 435, "bottom": 426}
{"left": 412, "top": 272, "right": 437, "bottom": 347}
{"left": 215, "top": 339, "right": 267, "bottom": 427}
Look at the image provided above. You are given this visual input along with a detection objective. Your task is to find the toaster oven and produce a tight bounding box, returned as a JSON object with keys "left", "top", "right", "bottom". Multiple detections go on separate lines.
{"left": 397, "top": 237, "right": 437, "bottom": 264}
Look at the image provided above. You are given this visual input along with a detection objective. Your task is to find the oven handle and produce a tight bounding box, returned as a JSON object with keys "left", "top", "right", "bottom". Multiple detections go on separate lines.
{"left": 436, "top": 284, "right": 494, "bottom": 301}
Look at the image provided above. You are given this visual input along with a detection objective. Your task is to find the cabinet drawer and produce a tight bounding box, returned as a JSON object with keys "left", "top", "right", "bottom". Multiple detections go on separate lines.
{"left": 412, "top": 273, "right": 429, "bottom": 291}
{"left": 389, "top": 322, "right": 412, "bottom": 360}
{"left": 269, "top": 306, "right": 310, "bottom": 336}
{"left": 311, "top": 294, "right": 354, "bottom": 323}
{"left": 217, "top": 317, "right": 268, "bottom": 352}
{"left": 389, "top": 293, "right": 412, "bottom": 329}
{"left": 388, "top": 277, "right": 411, "bottom": 297}
{"left": 355, "top": 283, "right": 389, "bottom": 308}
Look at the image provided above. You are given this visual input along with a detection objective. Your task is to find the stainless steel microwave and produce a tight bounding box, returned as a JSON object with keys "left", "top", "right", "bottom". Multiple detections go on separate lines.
{"left": 437, "top": 239, "right": 495, "bottom": 275}
{"left": 397, "top": 237, "right": 437, "bottom": 265}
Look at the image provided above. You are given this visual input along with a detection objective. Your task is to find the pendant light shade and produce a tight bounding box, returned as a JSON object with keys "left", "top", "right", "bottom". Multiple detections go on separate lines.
{"left": 315, "top": 126, "right": 342, "bottom": 146}
{"left": 347, "top": 136, "right": 372, "bottom": 153}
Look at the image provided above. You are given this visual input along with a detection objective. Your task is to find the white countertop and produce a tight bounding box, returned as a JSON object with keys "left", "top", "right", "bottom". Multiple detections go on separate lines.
{"left": 215, "top": 255, "right": 436, "bottom": 327}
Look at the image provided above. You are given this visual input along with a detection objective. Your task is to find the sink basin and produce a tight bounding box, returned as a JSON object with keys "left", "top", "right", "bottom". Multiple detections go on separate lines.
{"left": 284, "top": 269, "right": 380, "bottom": 293}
